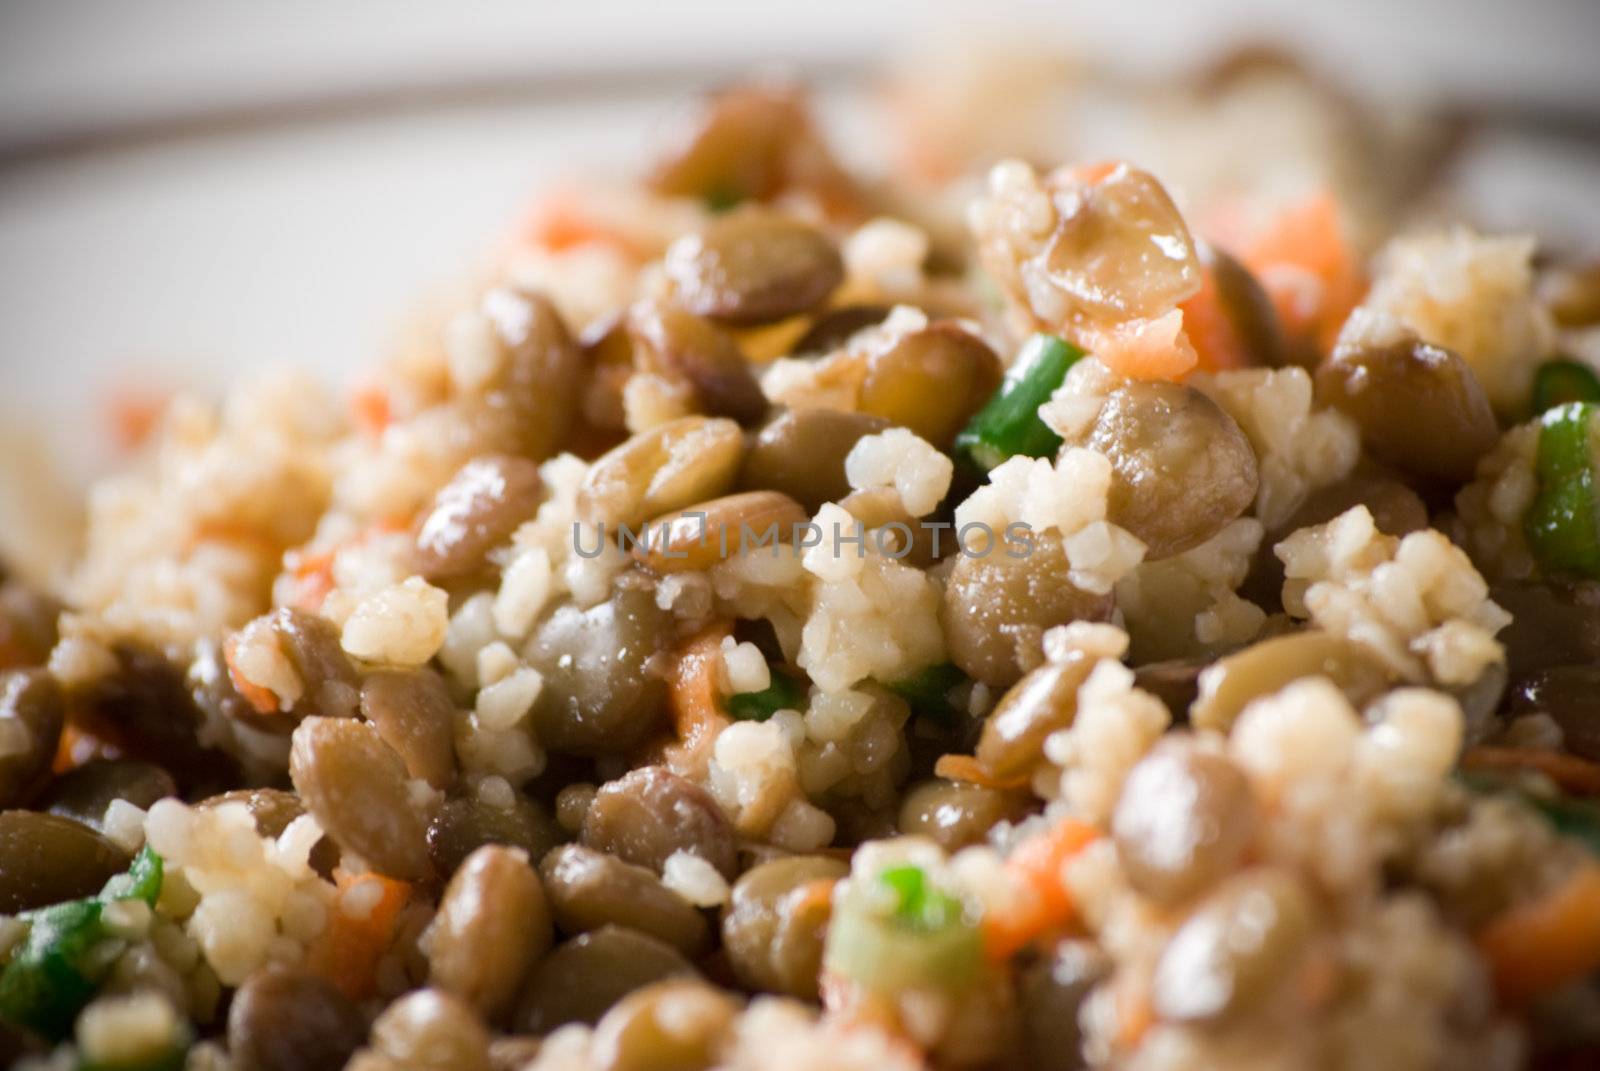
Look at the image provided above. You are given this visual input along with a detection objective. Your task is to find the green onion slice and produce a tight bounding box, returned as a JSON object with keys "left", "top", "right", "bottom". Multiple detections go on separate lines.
{"left": 887, "top": 663, "right": 968, "bottom": 725}
{"left": 823, "top": 863, "right": 982, "bottom": 992}
{"left": 0, "top": 847, "right": 166, "bottom": 1040}
{"left": 1525, "top": 402, "right": 1600, "bottom": 578}
{"left": 954, "top": 334, "right": 1084, "bottom": 473}
{"left": 1532, "top": 359, "right": 1600, "bottom": 415}
{"left": 725, "top": 669, "right": 807, "bottom": 722}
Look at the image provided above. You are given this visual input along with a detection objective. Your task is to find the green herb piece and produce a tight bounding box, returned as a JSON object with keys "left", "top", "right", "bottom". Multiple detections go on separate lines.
{"left": 1532, "top": 359, "right": 1600, "bottom": 415}
{"left": 1525, "top": 402, "right": 1600, "bottom": 578}
{"left": 0, "top": 849, "right": 166, "bottom": 1040}
{"left": 824, "top": 863, "right": 982, "bottom": 992}
{"left": 725, "top": 670, "right": 807, "bottom": 722}
{"left": 887, "top": 663, "right": 968, "bottom": 725}
{"left": 954, "top": 334, "right": 1084, "bottom": 473}
{"left": 100, "top": 846, "right": 162, "bottom": 907}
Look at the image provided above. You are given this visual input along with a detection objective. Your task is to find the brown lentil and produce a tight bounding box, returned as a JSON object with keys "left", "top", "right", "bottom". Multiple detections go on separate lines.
{"left": 428, "top": 844, "right": 553, "bottom": 1021}
{"left": 540, "top": 844, "right": 710, "bottom": 956}
{"left": 665, "top": 209, "right": 843, "bottom": 326}
{"left": 943, "top": 533, "right": 1113, "bottom": 688}
{"left": 739, "top": 408, "right": 890, "bottom": 512}
{"left": 289, "top": 717, "right": 431, "bottom": 881}
{"left": 227, "top": 964, "right": 367, "bottom": 1071}
{"left": 516, "top": 926, "right": 698, "bottom": 1033}
{"left": 360, "top": 668, "right": 458, "bottom": 790}
{"left": 413, "top": 455, "right": 545, "bottom": 581}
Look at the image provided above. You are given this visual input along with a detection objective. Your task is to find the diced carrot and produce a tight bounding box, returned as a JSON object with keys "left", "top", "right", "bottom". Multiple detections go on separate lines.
{"left": 1237, "top": 192, "right": 1364, "bottom": 356}
{"left": 1178, "top": 260, "right": 1250, "bottom": 373}
{"left": 984, "top": 817, "right": 1099, "bottom": 961}
{"left": 519, "top": 191, "right": 640, "bottom": 258}
{"left": 1462, "top": 747, "right": 1600, "bottom": 797}
{"left": 1071, "top": 159, "right": 1122, "bottom": 186}
{"left": 53, "top": 722, "right": 124, "bottom": 774}
{"left": 934, "top": 754, "right": 1029, "bottom": 792}
{"left": 105, "top": 387, "right": 169, "bottom": 453}
{"left": 786, "top": 877, "right": 839, "bottom": 920}
{"left": 305, "top": 871, "right": 411, "bottom": 1002}
{"left": 1478, "top": 860, "right": 1600, "bottom": 1006}
{"left": 1085, "top": 310, "right": 1199, "bottom": 382}
{"left": 222, "top": 634, "right": 280, "bottom": 716}
{"left": 661, "top": 621, "right": 736, "bottom": 777}
{"left": 668, "top": 621, "right": 733, "bottom": 750}
{"left": 286, "top": 549, "right": 337, "bottom": 612}
{"left": 283, "top": 517, "right": 410, "bottom": 613}
{"left": 349, "top": 382, "right": 391, "bottom": 440}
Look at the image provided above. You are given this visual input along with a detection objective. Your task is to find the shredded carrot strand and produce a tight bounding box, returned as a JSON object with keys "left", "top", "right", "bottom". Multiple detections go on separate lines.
{"left": 668, "top": 622, "right": 733, "bottom": 749}
{"left": 52, "top": 724, "right": 105, "bottom": 775}
{"left": 984, "top": 817, "right": 1100, "bottom": 961}
{"left": 1478, "top": 861, "right": 1600, "bottom": 1006}
{"left": 305, "top": 871, "right": 411, "bottom": 1002}
{"left": 1462, "top": 747, "right": 1600, "bottom": 796}
{"left": 934, "top": 754, "right": 1029, "bottom": 792}
{"left": 349, "top": 383, "right": 391, "bottom": 440}
{"left": 222, "top": 635, "right": 280, "bottom": 716}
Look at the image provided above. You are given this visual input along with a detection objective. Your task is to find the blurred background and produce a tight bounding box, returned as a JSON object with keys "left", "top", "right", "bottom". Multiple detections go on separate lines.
{"left": 1, "top": 0, "right": 1598, "bottom": 523}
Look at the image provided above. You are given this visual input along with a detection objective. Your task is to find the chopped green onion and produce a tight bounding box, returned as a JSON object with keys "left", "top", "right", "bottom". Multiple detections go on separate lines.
{"left": 1532, "top": 360, "right": 1600, "bottom": 415}
{"left": 954, "top": 334, "right": 1084, "bottom": 473}
{"left": 99, "top": 846, "right": 162, "bottom": 908}
{"left": 725, "top": 670, "right": 807, "bottom": 722}
{"left": 0, "top": 848, "right": 166, "bottom": 1041}
{"left": 1524, "top": 402, "right": 1600, "bottom": 578}
{"left": 887, "top": 663, "right": 968, "bottom": 725}
{"left": 0, "top": 900, "right": 103, "bottom": 1040}
{"left": 823, "top": 864, "right": 982, "bottom": 992}
{"left": 878, "top": 864, "right": 965, "bottom": 931}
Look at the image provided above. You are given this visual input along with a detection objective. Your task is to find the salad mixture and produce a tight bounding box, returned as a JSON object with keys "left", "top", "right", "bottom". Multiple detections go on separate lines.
{"left": 2, "top": 54, "right": 1600, "bottom": 1071}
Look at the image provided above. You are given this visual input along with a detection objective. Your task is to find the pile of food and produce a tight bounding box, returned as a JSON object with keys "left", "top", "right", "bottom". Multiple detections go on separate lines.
{"left": 3, "top": 60, "right": 1600, "bottom": 1071}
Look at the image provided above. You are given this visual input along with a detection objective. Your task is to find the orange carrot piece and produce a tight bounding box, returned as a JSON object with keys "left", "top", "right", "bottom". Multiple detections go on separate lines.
{"left": 1071, "top": 159, "right": 1122, "bottom": 186}
{"left": 305, "top": 871, "right": 411, "bottom": 1002}
{"left": 1178, "top": 260, "right": 1250, "bottom": 373}
{"left": 984, "top": 818, "right": 1100, "bottom": 961}
{"left": 1085, "top": 310, "right": 1199, "bottom": 382}
{"left": 223, "top": 635, "right": 280, "bottom": 716}
{"left": 934, "top": 754, "right": 1029, "bottom": 792}
{"left": 106, "top": 387, "right": 169, "bottom": 453}
{"left": 785, "top": 877, "right": 839, "bottom": 921}
{"left": 519, "top": 192, "right": 640, "bottom": 257}
{"left": 52, "top": 724, "right": 113, "bottom": 775}
{"left": 286, "top": 549, "right": 337, "bottom": 612}
{"left": 349, "top": 383, "right": 391, "bottom": 440}
{"left": 1478, "top": 861, "right": 1600, "bottom": 1006}
{"left": 1462, "top": 747, "right": 1600, "bottom": 797}
{"left": 668, "top": 621, "right": 733, "bottom": 750}
{"left": 1238, "top": 192, "right": 1363, "bottom": 356}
